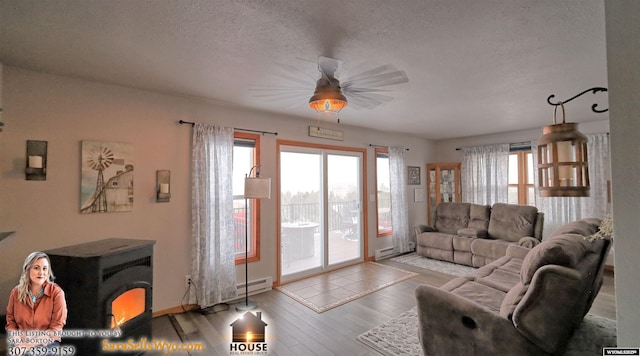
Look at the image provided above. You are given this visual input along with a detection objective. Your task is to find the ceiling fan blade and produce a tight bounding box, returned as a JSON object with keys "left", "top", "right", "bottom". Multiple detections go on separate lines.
{"left": 342, "top": 94, "right": 375, "bottom": 110}
{"left": 251, "top": 90, "right": 310, "bottom": 99}
{"left": 249, "top": 59, "right": 318, "bottom": 104}
{"left": 253, "top": 92, "right": 311, "bottom": 110}
{"left": 343, "top": 70, "right": 409, "bottom": 90}
{"left": 342, "top": 87, "right": 398, "bottom": 93}
{"left": 271, "top": 63, "right": 318, "bottom": 87}
{"left": 345, "top": 92, "right": 394, "bottom": 110}
{"left": 251, "top": 89, "right": 312, "bottom": 101}
{"left": 344, "top": 64, "right": 393, "bottom": 82}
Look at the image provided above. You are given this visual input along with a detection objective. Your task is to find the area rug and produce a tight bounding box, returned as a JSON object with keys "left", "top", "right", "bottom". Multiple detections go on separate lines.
{"left": 390, "top": 252, "right": 476, "bottom": 277}
{"left": 357, "top": 306, "right": 616, "bottom": 356}
{"left": 276, "top": 262, "right": 417, "bottom": 313}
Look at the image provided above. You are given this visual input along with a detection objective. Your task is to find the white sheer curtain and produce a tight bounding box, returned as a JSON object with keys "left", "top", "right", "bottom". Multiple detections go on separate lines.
{"left": 190, "top": 123, "right": 237, "bottom": 307}
{"left": 533, "top": 133, "right": 610, "bottom": 238}
{"left": 389, "top": 146, "right": 411, "bottom": 253}
{"left": 461, "top": 143, "right": 510, "bottom": 205}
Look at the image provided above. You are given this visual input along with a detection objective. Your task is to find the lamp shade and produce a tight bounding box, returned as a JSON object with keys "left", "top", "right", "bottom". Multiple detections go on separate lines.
{"left": 244, "top": 177, "right": 271, "bottom": 199}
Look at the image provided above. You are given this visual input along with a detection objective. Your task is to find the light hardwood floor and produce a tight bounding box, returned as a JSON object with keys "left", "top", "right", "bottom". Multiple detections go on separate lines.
{"left": 147, "top": 259, "right": 616, "bottom": 356}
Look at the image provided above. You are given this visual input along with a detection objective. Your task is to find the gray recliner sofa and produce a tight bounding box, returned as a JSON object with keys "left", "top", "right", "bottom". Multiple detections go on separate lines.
{"left": 414, "top": 202, "right": 544, "bottom": 267}
{"left": 414, "top": 218, "right": 611, "bottom": 356}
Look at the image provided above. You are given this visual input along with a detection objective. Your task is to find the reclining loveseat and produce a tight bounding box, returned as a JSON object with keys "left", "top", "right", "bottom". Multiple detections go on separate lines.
{"left": 414, "top": 202, "right": 544, "bottom": 267}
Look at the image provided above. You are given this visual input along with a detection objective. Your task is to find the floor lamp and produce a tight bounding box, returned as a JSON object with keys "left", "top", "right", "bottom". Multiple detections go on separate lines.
{"left": 236, "top": 165, "right": 271, "bottom": 311}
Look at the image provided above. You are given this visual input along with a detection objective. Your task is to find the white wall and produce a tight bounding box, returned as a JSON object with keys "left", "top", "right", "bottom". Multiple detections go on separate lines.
{"left": 605, "top": 0, "right": 640, "bottom": 346}
{"left": 0, "top": 66, "right": 436, "bottom": 312}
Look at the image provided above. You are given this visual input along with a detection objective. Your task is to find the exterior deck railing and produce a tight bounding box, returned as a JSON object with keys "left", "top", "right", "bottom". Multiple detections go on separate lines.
{"left": 233, "top": 201, "right": 367, "bottom": 254}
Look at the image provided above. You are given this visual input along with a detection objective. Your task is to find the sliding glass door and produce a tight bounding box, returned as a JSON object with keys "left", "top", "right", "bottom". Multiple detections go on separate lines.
{"left": 279, "top": 145, "right": 363, "bottom": 282}
{"left": 280, "top": 149, "right": 323, "bottom": 276}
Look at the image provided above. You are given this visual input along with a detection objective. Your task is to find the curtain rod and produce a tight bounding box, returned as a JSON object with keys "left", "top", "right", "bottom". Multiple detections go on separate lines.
{"left": 454, "top": 133, "right": 609, "bottom": 151}
{"left": 455, "top": 141, "right": 532, "bottom": 151}
{"left": 178, "top": 120, "right": 278, "bottom": 136}
{"left": 369, "top": 144, "right": 410, "bottom": 151}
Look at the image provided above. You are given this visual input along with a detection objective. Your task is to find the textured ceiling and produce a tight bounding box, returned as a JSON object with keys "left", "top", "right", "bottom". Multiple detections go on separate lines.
{"left": 0, "top": 0, "right": 609, "bottom": 140}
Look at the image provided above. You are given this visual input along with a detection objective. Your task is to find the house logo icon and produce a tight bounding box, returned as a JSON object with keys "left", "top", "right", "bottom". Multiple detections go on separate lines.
{"left": 229, "top": 311, "right": 268, "bottom": 354}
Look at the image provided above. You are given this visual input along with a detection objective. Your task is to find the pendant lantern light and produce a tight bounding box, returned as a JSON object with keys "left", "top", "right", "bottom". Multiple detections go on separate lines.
{"left": 537, "top": 103, "right": 589, "bottom": 197}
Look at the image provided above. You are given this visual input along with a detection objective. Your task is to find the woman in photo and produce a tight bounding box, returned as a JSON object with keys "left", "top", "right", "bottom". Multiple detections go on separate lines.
{"left": 5, "top": 251, "right": 68, "bottom": 354}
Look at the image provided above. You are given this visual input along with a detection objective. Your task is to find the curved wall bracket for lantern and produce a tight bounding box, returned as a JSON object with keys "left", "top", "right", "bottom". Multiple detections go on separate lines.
{"left": 546, "top": 87, "right": 608, "bottom": 113}
{"left": 537, "top": 87, "right": 607, "bottom": 198}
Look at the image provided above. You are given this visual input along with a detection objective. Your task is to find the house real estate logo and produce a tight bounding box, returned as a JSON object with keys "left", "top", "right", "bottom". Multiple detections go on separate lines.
{"left": 230, "top": 311, "right": 268, "bottom": 355}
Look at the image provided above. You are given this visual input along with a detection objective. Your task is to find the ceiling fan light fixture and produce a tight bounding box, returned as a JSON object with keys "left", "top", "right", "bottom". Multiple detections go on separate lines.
{"left": 308, "top": 86, "right": 348, "bottom": 113}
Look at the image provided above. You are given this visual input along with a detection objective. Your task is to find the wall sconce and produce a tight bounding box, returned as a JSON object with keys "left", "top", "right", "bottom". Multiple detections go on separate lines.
{"left": 156, "top": 170, "right": 171, "bottom": 202}
{"left": 537, "top": 87, "right": 607, "bottom": 197}
{"left": 26, "top": 140, "right": 47, "bottom": 180}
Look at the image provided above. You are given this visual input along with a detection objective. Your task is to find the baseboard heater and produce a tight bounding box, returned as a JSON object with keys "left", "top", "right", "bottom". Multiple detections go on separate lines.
{"left": 375, "top": 242, "right": 416, "bottom": 261}
{"left": 375, "top": 247, "right": 397, "bottom": 261}
{"left": 223, "top": 276, "right": 273, "bottom": 303}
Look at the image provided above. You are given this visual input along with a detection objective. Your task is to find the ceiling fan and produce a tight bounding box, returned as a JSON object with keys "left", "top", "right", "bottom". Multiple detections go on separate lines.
{"left": 254, "top": 56, "right": 409, "bottom": 123}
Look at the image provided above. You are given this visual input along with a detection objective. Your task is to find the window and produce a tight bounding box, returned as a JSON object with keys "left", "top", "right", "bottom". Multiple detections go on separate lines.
{"left": 375, "top": 148, "right": 392, "bottom": 236}
{"left": 508, "top": 150, "right": 535, "bottom": 205}
{"left": 233, "top": 132, "right": 261, "bottom": 264}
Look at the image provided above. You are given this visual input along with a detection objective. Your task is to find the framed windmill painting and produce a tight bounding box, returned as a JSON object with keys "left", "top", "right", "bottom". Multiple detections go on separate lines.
{"left": 80, "top": 141, "right": 134, "bottom": 214}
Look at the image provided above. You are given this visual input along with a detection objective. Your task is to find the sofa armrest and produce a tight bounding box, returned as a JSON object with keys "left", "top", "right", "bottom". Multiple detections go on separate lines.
{"left": 517, "top": 236, "right": 540, "bottom": 248}
{"left": 512, "top": 265, "right": 583, "bottom": 354}
{"left": 414, "top": 224, "right": 436, "bottom": 235}
{"left": 457, "top": 228, "right": 488, "bottom": 238}
{"left": 506, "top": 244, "right": 531, "bottom": 259}
{"left": 415, "top": 284, "right": 538, "bottom": 355}
{"left": 533, "top": 212, "right": 544, "bottom": 240}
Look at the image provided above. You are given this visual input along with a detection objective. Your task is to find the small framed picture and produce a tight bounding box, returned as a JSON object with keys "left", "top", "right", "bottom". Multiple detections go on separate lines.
{"left": 408, "top": 166, "right": 421, "bottom": 185}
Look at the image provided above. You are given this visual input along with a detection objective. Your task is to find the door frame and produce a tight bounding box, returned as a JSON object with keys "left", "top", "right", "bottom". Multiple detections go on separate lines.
{"left": 276, "top": 139, "right": 369, "bottom": 285}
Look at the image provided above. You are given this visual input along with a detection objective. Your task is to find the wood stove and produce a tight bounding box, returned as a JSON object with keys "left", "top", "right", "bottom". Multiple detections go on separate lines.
{"left": 46, "top": 238, "right": 155, "bottom": 355}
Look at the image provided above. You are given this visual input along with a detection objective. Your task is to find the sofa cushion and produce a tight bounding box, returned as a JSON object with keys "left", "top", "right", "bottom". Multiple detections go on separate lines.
{"left": 468, "top": 204, "right": 491, "bottom": 230}
{"left": 446, "top": 279, "right": 506, "bottom": 314}
{"left": 471, "top": 238, "right": 512, "bottom": 260}
{"left": 488, "top": 203, "right": 538, "bottom": 242}
{"left": 472, "top": 261, "right": 521, "bottom": 293}
{"left": 434, "top": 203, "right": 470, "bottom": 234}
{"left": 520, "top": 234, "right": 591, "bottom": 284}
